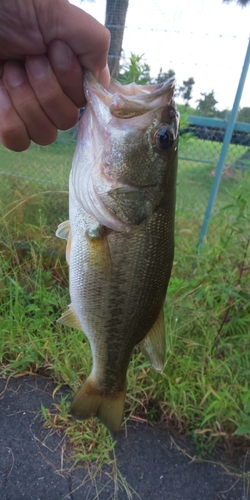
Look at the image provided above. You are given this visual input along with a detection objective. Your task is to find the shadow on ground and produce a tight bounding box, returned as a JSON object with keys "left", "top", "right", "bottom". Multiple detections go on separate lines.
{"left": 0, "top": 375, "right": 249, "bottom": 500}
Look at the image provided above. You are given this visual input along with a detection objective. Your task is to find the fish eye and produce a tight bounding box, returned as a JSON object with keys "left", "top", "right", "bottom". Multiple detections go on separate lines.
{"left": 155, "top": 126, "right": 174, "bottom": 150}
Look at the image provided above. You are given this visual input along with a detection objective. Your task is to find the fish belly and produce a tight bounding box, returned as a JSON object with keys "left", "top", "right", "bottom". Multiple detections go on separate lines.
{"left": 69, "top": 192, "right": 174, "bottom": 392}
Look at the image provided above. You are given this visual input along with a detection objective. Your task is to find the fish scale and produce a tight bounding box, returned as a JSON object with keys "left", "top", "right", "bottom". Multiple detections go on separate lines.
{"left": 56, "top": 72, "right": 179, "bottom": 433}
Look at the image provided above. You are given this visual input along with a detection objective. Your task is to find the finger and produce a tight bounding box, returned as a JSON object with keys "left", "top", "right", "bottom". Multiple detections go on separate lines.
{"left": 25, "top": 55, "right": 78, "bottom": 130}
{"left": 48, "top": 40, "right": 85, "bottom": 108}
{"left": 38, "top": 2, "right": 110, "bottom": 87}
{"left": 97, "top": 63, "right": 110, "bottom": 90}
{"left": 0, "top": 84, "right": 30, "bottom": 152}
{"left": 3, "top": 61, "right": 58, "bottom": 146}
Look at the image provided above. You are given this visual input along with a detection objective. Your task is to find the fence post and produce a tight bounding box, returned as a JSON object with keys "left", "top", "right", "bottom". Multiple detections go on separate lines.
{"left": 198, "top": 38, "right": 250, "bottom": 248}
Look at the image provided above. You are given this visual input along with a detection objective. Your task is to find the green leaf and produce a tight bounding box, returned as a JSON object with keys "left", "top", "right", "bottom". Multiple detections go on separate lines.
{"left": 233, "top": 425, "right": 250, "bottom": 436}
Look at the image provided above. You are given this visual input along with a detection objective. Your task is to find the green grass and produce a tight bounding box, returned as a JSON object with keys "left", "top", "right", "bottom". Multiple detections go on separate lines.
{"left": 1, "top": 131, "right": 248, "bottom": 256}
{"left": 0, "top": 141, "right": 71, "bottom": 183}
{"left": 0, "top": 138, "right": 250, "bottom": 479}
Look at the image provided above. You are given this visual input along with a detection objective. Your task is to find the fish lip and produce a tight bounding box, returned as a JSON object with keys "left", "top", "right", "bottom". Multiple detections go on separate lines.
{"left": 84, "top": 70, "right": 176, "bottom": 108}
{"left": 84, "top": 71, "right": 175, "bottom": 98}
{"left": 107, "top": 76, "right": 176, "bottom": 102}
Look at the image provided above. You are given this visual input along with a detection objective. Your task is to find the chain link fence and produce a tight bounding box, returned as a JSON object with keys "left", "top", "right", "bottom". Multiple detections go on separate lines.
{"left": 0, "top": 119, "right": 249, "bottom": 237}
{"left": 0, "top": 0, "right": 249, "bottom": 242}
{"left": 177, "top": 117, "right": 250, "bottom": 222}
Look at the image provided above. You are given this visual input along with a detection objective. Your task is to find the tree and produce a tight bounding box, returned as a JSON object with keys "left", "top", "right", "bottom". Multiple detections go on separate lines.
{"left": 215, "top": 109, "right": 230, "bottom": 120}
{"left": 118, "top": 53, "right": 151, "bottom": 84}
{"left": 82, "top": 0, "right": 250, "bottom": 81}
{"left": 105, "top": 0, "right": 129, "bottom": 79}
{"left": 178, "top": 77, "right": 195, "bottom": 107}
{"left": 223, "top": 0, "right": 250, "bottom": 5}
{"left": 196, "top": 90, "right": 218, "bottom": 117}
{"left": 237, "top": 107, "right": 250, "bottom": 123}
{"left": 153, "top": 68, "right": 175, "bottom": 84}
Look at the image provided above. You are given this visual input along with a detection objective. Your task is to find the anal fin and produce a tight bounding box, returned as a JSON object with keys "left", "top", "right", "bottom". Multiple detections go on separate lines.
{"left": 57, "top": 304, "right": 82, "bottom": 330}
{"left": 139, "top": 306, "right": 166, "bottom": 372}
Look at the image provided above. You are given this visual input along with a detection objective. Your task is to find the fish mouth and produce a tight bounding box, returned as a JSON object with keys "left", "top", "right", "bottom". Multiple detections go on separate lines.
{"left": 74, "top": 72, "right": 179, "bottom": 233}
{"left": 83, "top": 72, "right": 176, "bottom": 121}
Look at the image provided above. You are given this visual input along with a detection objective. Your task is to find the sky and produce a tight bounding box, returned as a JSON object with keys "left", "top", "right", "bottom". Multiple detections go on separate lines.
{"left": 70, "top": 0, "right": 250, "bottom": 110}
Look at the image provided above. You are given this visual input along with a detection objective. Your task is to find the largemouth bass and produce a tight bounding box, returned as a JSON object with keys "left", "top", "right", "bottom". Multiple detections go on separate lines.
{"left": 56, "top": 72, "right": 179, "bottom": 433}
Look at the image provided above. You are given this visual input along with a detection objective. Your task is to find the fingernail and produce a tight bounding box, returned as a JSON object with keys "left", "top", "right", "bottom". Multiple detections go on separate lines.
{"left": 98, "top": 63, "right": 110, "bottom": 89}
{"left": 49, "top": 40, "right": 71, "bottom": 70}
{"left": 0, "top": 86, "right": 11, "bottom": 110}
{"left": 4, "top": 63, "right": 25, "bottom": 88}
{"left": 26, "top": 56, "right": 49, "bottom": 79}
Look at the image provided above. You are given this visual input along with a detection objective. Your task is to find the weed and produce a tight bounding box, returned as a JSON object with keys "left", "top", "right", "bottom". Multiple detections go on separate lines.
{"left": 0, "top": 145, "right": 250, "bottom": 473}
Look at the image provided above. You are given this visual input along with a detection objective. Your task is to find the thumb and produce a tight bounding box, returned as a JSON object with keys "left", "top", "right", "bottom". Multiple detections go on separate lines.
{"left": 39, "top": 0, "right": 110, "bottom": 87}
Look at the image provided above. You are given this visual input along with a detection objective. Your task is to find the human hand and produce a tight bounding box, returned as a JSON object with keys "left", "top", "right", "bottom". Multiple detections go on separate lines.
{"left": 0, "top": 0, "right": 110, "bottom": 151}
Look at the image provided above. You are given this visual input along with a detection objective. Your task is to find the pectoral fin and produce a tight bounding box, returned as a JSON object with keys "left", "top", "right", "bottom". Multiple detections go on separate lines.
{"left": 56, "top": 221, "right": 72, "bottom": 264}
{"left": 139, "top": 306, "right": 166, "bottom": 372}
{"left": 86, "top": 226, "right": 112, "bottom": 274}
{"left": 56, "top": 220, "right": 70, "bottom": 240}
{"left": 57, "top": 305, "right": 82, "bottom": 330}
{"left": 65, "top": 230, "right": 72, "bottom": 264}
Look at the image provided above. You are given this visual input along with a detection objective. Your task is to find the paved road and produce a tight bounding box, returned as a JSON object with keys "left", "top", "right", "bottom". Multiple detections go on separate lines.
{"left": 0, "top": 375, "right": 248, "bottom": 500}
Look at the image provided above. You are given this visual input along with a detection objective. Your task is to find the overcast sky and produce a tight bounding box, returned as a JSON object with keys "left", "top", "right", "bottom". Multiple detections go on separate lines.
{"left": 70, "top": 0, "right": 250, "bottom": 110}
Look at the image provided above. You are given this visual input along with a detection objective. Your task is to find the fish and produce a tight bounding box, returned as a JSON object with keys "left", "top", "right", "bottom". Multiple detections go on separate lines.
{"left": 56, "top": 72, "right": 179, "bottom": 434}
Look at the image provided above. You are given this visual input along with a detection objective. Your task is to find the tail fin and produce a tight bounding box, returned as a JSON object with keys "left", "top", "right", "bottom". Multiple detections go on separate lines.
{"left": 71, "top": 376, "right": 126, "bottom": 434}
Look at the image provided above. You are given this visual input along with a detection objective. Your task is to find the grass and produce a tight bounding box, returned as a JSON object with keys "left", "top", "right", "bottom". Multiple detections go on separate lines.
{"left": 0, "top": 136, "right": 250, "bottom": 487}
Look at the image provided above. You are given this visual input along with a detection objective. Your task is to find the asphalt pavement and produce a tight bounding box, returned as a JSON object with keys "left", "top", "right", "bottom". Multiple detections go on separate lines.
{"left": 0, "top": 375, "right": 248, "bottom": 500}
